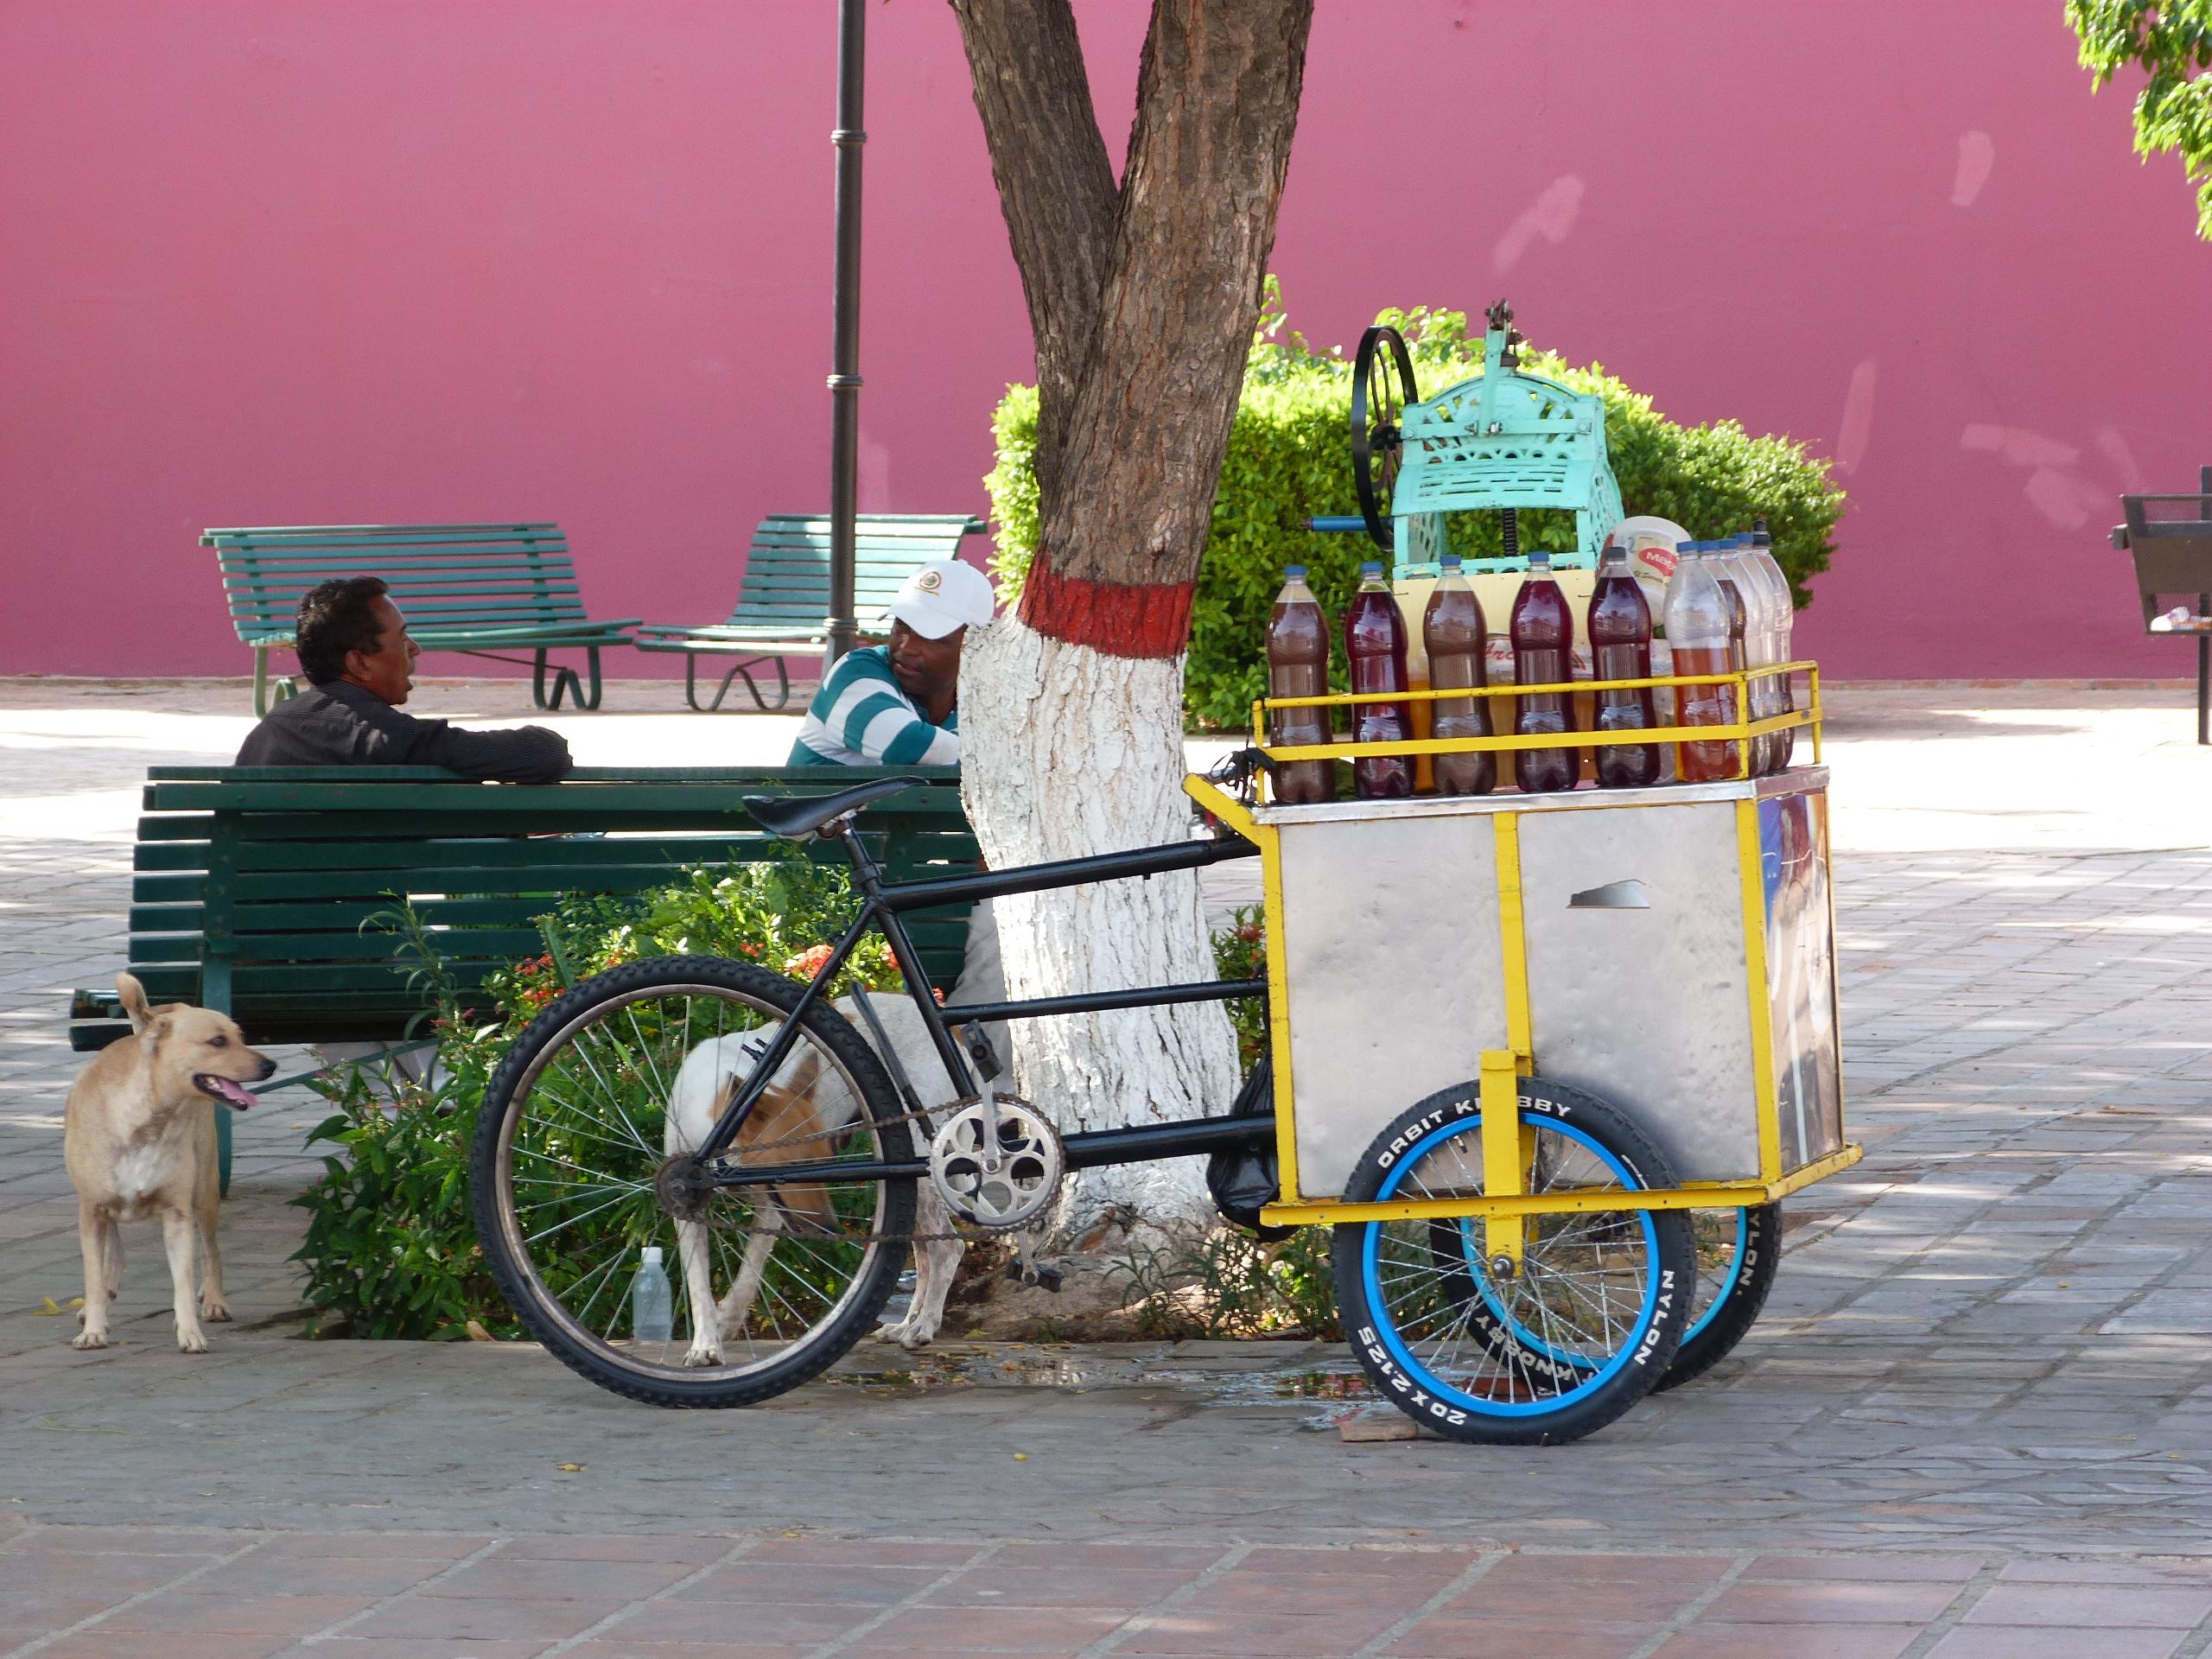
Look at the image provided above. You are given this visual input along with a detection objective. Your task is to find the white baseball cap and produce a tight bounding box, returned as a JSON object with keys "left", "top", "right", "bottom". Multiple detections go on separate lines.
{"left": 890, "top": 558, "right": 996, "bottom": 639}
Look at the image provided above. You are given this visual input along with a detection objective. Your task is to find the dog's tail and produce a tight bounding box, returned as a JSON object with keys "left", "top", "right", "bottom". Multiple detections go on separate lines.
{"left": 115, "top": 972, "right": 153, "bottom": 1033}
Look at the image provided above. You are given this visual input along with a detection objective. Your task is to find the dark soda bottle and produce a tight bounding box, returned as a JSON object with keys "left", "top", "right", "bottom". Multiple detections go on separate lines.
{"left": 1266, "top": 565, "right": 1338, "bottom": 804}
{"left": 1344, "top": 560, "right": 1414, "bottom": 798}
{"left": 1424, "top": 554, "right": 1493, "bottom": 796}
{"left": 1588, "top": 543, "right": 1660, "bottom": 788}
{"left": 1510, "top": 545, "right": 1578, "bottom": 794}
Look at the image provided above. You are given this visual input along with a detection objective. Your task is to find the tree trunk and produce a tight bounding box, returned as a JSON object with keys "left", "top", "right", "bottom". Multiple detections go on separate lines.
{"left": 961, "top": 618, "right": 1232, "bottom": 1236}
{"left": 953, "top": 0, "right": 1313, "bottom": 1242}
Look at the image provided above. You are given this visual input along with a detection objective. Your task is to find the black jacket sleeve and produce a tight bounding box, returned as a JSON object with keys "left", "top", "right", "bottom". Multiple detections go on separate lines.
{"left": 400, "top": 721, "right": 573, "bottom": 784}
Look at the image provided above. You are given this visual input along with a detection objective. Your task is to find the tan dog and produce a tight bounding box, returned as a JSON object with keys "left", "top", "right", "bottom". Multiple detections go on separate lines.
{"left": 62, "top": 973, "right": 274, "bottom": 1353}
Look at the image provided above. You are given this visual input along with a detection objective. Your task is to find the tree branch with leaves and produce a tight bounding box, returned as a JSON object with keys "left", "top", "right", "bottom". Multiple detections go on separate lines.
{"left": 2070, "top": 0, "right": 2212, "bottom": 236}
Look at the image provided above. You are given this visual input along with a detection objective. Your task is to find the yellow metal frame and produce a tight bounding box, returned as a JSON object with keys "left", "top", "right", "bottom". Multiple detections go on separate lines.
{"left": 1189, "top": 659, "right": 1859, "bottom": 1230}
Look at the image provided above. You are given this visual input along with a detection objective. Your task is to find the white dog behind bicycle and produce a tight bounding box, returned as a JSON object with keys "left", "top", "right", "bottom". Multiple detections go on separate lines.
{"left": 664, "top": 992, "right": 976, "bottom": 1368}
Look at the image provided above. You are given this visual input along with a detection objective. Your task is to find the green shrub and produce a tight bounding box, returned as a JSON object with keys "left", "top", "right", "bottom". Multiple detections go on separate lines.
{"left": 1112, "top": 1225, "right": 1339, "bottom": 1341}
{"left": 985, "top": 283, "right": 1847, "bottom": 730}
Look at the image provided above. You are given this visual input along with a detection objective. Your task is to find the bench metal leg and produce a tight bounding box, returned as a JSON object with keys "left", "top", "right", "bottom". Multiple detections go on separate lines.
{"left": 532, "top": 651, "right": 585, "bottom": 712}
{"left": 215, "top": 1101, "right": 232, "bottom": 1198}
{"left": 251, "top": 648, "right": 297, "bottom": 718}
{"left": 204, "top": 957, "right": 236, "bottom": 1198}
{"left": 684, "top": 654, "right": 785, "bottom": 712}
{"left": 2200, "top": 595, "right": 2209, "bottom": 747}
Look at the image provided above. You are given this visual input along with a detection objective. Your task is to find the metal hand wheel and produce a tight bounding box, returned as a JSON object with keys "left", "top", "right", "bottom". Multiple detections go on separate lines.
{"left": 1351, "top": 324, "right": 1419, "bottom": 552}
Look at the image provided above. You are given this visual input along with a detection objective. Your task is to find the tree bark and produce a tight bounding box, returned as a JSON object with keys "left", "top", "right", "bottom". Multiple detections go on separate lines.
{"left": 960, "top": 620, "right": 1227, "bottom": 1236}
{"left": 946, "top": 0, "right": 1118, "bottom": 508}
{"left": 952, "top": 0, "right": 1313, "bottom": 1243}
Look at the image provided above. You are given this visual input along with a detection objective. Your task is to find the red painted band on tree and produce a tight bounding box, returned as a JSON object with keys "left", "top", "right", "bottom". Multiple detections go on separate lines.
{"left": 1017, "top": 556, "right": 1196, "bottom": 659}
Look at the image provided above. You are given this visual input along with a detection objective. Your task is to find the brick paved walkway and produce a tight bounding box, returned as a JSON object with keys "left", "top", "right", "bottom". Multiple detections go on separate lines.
{"left": 3, "top": 679, "right": 2212, "bottom": 1656}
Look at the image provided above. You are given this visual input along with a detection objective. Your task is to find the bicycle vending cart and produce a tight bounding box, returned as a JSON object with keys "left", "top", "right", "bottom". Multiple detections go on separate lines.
{"left": 467, "top": 298, "right": 1853, "bottom": 1443}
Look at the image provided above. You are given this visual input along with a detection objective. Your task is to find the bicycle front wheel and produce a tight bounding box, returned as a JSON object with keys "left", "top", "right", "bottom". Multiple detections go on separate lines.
{"left": 1332, "top": 1079, "right": 1694, "bottom": 1445}
{"left": 471, "top": 955, "right": 915, "bottom": 1408}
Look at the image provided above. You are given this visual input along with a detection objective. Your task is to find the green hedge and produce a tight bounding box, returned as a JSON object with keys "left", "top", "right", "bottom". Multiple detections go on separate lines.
{"left": 984, "top": 288, "right": 1847, "bottom": 731}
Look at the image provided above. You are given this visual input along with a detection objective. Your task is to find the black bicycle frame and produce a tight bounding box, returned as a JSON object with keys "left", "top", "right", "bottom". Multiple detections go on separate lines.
{"left": 693, "top": 813, "right": 1268, "bottom": 1179}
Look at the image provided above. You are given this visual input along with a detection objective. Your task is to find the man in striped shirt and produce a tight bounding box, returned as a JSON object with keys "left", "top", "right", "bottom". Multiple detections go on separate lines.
{"left": 788, "top": 557, "right": 1009, "bottom": 1069}
{"left": 789, "top": 558, "right": 995, "bottom": 767}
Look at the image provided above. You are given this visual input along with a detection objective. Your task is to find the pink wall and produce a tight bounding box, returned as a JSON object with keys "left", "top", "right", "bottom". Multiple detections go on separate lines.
{"left": 2, "top": 0, "right": 2205, "bottom": 682}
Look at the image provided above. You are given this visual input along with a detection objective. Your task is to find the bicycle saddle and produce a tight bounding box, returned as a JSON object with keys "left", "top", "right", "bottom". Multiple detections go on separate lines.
{"left": 743, "top": 776, "right": 925, "bottom": 840}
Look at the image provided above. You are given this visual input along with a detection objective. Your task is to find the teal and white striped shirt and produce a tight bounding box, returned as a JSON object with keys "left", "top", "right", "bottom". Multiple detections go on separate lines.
{"left": 788, "top": 645, "right": 959, "bottom": 767}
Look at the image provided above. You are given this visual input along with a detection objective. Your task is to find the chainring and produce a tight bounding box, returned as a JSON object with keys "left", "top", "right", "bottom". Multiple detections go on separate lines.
{"left": 927, "top": 1095, "right": 1064, "bottom": 1230}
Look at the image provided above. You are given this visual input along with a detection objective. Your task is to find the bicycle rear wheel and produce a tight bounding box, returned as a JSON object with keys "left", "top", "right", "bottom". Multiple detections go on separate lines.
{"left": 1655, "top": 1203, "right": 1780, "bottom": 1391}
{"left": 471, "top": 955, "right": 915, "bottom": 1408}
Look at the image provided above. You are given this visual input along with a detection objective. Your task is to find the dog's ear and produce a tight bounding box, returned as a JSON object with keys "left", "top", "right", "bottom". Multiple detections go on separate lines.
{"left": 116, "top": 972, "right": 153, "bottom": 1033}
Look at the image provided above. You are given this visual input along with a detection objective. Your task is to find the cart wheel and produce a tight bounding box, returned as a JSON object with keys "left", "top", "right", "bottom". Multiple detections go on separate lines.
{"left": 1654, "top": 1204, "right": 1781, "bottom": 1392}
{"left": 471, "top": 956, "right": 915, "bottom": 1408}
{"left": 1352, "top": 324, "right": 1419, "bottom": 552}
{"left": 1331, "top": 1078, "right": 1694, "bottom": 1445}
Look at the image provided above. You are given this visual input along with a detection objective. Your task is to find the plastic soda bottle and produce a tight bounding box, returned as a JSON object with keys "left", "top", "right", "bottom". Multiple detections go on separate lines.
{"left": 1719, "top": 535, "right": 1777, "bottom": 773}
{"left": 1344, "top": 561, "right": 1414, "bottom": 798}
{"left": 1424, "top": 554, "right": 1494, "bottom": 796}
{"left": 1587, "top": 543, "right": 1660, "bottom": 788}
{"left": 1750, "top": 524, "right": 1796, "bottom": 770}
{"left": 1266, "top": 566, "right": 1338, "bottom": 804}
{"left": 1664, "top": 543, "right": 1741, "bottom": 782}
{"left": 1510, "top": 546, "right": 1578, "bottom": 793}
{"left": 632, "top": 1245, "right": 674, "bottom": 1344}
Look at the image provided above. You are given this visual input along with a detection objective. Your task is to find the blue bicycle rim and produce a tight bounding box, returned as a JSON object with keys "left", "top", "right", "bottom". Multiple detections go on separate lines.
{"left": 1683, "top": 1209, "right": 1750, "bottom": 1347}
{"left": 1361, "top": 1114, "right": 1661, "bottom": 1419}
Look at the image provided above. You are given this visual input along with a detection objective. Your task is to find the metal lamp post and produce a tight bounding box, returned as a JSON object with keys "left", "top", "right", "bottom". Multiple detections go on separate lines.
{"left": 824, "top": 0, "right": 867, "bottom": 664}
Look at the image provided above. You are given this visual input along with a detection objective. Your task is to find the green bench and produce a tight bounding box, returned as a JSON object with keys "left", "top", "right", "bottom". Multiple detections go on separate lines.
{"left": 205, "top": 523, "right": 640, "bottom": 715}
{"left": 69, "top": 766, "right": 978, "bottom": 1188}
{"left": 633, "top": 513, "right": 986, "bottom": 710}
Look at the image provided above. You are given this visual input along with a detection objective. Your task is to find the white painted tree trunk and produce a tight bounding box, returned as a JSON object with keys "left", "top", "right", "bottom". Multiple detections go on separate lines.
{"left": 958, "top": 614, "right": 1240, "bottom": 1243}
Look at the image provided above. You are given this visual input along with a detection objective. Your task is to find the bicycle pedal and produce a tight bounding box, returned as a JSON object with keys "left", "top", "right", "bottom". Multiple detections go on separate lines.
{"left": 1001, "top": 1261, "right": 1065, "bottom": 1293}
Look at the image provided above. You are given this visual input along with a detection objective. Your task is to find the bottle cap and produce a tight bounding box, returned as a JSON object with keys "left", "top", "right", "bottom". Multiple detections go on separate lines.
{"left": 1528, "top": 547, "right": 1551, "bottom": 566}
{"left": 1440, "top": 553, "right": 1462, "bottom": 571}
{"left": 641, "top": 1246, "right": 663, "bottom": 1265}
{"left": 1750, "top": 531, "right": 1772, "bottom": 549}
{"left": 1359, "top": 560, "right": 1383, "bottom": 578}
{"left": 1283, "top": 564, "right": 1306, "bottom": 579}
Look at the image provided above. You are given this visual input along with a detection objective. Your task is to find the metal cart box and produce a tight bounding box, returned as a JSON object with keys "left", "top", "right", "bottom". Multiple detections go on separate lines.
{"left": 1251, "top": 771, "right": 1844, "bottom": 1209}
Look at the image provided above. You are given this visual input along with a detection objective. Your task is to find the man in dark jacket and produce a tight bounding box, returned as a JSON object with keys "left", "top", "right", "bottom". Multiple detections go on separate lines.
{"left": 235, "top": 577, "right": 570, "bottom": 783}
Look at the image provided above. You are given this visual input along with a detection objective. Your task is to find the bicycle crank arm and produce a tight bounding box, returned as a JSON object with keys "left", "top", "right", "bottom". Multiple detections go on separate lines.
{"left": 707, "top": 1110, "right": 1277, "bottom": 1191}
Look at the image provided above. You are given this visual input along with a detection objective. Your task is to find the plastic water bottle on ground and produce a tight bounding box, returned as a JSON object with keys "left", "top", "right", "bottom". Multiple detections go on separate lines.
{"left": 632, "top": 1245, "right": 674, "bottom": 1345}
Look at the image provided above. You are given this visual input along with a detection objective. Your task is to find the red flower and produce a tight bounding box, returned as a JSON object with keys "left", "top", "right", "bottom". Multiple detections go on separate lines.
{"left": 784, "top": 944, "right": 836, "bottom": 980}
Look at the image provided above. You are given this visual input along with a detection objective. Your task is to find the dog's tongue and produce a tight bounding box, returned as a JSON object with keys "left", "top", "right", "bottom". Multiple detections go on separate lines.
{"left": 200, "top": 1076, "right": 255, "bottom": 1109}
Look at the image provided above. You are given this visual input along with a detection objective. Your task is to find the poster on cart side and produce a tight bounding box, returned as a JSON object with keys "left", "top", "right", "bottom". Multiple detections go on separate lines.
{"left": 1759, "top": 791, "right": 1845, "bottom": 1170}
